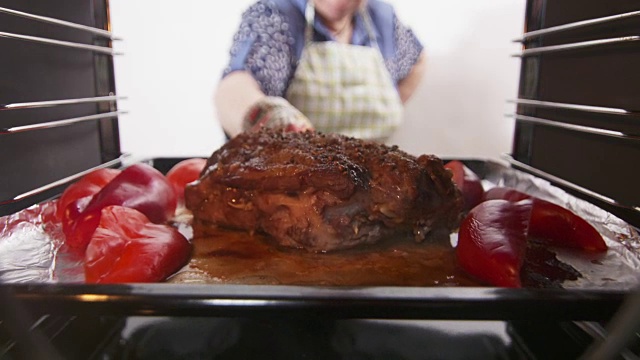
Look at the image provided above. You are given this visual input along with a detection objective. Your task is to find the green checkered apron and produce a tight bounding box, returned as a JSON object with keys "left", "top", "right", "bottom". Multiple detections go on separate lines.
{"left": 285, "top": 2, "right": 404, "bottom": 142}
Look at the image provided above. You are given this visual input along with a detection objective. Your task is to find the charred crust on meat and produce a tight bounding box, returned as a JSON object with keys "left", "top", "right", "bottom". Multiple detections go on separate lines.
{"left": 185, "top": 127, "right": 464, "bottom": 252}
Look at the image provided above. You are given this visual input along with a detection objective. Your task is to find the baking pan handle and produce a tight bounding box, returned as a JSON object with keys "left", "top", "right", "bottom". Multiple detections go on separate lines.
{"left": 509, "top": 114, "right": 640, "bottom": 141}
{"left": 513, "top": 10, "right": 640, "bottom": 42}
{"left": 0, "top": 111, "right": 126, "bottom": 134}
{"left": 504, "top": 155, "right": 640, "bottom": 213}
{"left": 508, "top": 98, "right": 632, "bottom": 115}
{"left": 0, "top": 31, "right": 121, "bottom": 55}
{"left": 0, "top": 95, "right": 125, "bottom": 111}
{"left": 0, "top": 154, "right": 130, "bottom": 205}
{"left": 0, "top": 6, "right": 120, "bottom": 40}
{"left": 512, "top": 36, "right": 640, "bottom": 57}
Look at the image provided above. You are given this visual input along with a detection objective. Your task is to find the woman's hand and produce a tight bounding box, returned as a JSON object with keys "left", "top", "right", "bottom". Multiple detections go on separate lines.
{"left": 243, "top": 96, "right": 314, "bottom": 133}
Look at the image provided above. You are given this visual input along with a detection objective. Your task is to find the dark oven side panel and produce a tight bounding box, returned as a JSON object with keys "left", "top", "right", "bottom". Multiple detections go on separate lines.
{"left": 512, "top": 0, "right": 640, "bottom": 226}
{"left": 0, "top": 0, "right": 121, "bottom": 216}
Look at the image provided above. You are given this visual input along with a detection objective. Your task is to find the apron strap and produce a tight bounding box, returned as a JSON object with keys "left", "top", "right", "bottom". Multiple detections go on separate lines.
{"left": 360, "top": 6, "right": 379, "bottom": 49}
{"left": 304, "top": 0, "right": 315, "bottom": 44}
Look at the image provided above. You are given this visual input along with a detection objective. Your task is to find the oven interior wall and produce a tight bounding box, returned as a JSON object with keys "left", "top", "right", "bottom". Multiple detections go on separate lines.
{"left": 512, "top": 0, "right": 640, "bottom": 227}
{"left": 0, "top": 0, "right": 120, "bottom": 216}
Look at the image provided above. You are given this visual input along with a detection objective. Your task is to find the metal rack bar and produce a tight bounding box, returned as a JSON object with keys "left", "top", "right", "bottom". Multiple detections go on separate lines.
{"left": 0, "top": 6, "right": 120, "bottom": 40}
{"left": 504, "top": 155, "right": 640, "bottom": 213}
{"left": 512, "top": 36, "right": 640, "bottom": 57}
{"left": 508, "top": 98, "right": 632, "bottom": 115}
{"left": 0, "top": 154, "right": 130, "bottom": 205}
{"left": 0, "top": 31, "right": 121, "bottom": 55}
{"left": 0, "top": 95, "right": 125, "bottom": 111}
{"left": 510, "top": 114, "right": 640, "bottom": 141}
{"left": 513, "top": 10, "right": 640, "bottom": 42}
{"left": 0, "top": 111, "right": 126, "bottom": 134}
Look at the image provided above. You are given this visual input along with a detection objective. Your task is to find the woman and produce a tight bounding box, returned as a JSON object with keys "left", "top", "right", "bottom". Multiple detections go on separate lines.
{"left": 215, "top": 0, "right": 426, "bottom": 142}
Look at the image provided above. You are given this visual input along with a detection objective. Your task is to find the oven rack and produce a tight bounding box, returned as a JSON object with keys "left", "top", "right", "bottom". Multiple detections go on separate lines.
{"left": 504, "top": 155, "right": 640, "bottom": 227}
{"left": 509, "top": 2, "right": 640, "bottom": 229}
{"left": 0, "top": 30, "right": 120, "bottom": 55}
{"left": 507, "top": 4, "right": 640, "bottom": 356}
{"left": 0, "top": 4, "right": 121, "bottom": 54}
{"left": 1, "top": 95, "right": 124, "bottom": 111}
{"left": 513, "top": 35, "right": 640, "bottom": 57}
{"left": 0, "top": 154, "right": 129, "bottom": 206}
{"left": 0, "top": 2, "right": 124, "bottom": 216}
{"left": 513, "top": 9, "right": 640, "bottom": 42}
{"left": 0, "top": 1, "right": 639, "bottom": 359}
{"left": 0, "top": 6, "right": 120, "bottom": 39}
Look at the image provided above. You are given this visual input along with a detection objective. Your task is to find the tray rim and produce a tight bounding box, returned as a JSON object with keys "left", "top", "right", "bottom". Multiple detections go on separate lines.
{"left": 0, "top": 283, "right": 627, "bottom": 321}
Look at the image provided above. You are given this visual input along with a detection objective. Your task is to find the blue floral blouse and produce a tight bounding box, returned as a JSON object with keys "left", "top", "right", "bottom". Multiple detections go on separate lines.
{"left": 222, "top": 0, "right": 424, "bottom": 97}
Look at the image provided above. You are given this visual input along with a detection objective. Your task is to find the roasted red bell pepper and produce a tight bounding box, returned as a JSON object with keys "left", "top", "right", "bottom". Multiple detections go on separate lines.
{"left": 444, "top": 160, "right": 484, "bottom": 212}
{"left": 457, "top": 199, "right": 533, "bottom": 288}
{"left": 165, "top": 158, "right": 207, "bottom": 205}
{"left": 55, "top": 168, "right": 121, "bottom": 222}
{"left": 84, "top": 205, "right": 191, "bottom": 283}
{"left": 484, "top": 187, "right": 607, "bottom": 252}
{"left": 63, "top": 163, "right": 178, "bottom": 251}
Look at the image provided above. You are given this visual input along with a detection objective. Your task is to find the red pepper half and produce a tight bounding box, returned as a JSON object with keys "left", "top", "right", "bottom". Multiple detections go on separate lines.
{"left": 84, "top": 206, "right": 191, "bottom": 283}
{"left": 457, "top": 199, "right": 533, "bottom": 288}
{"left": 63, "top": 163, "right": 178, "bottom": 251}
{"left": 484, "top": 187, "right": 607, "bottom": 252}
{"left": 444, "top": 160, "right": 484, "bottom": 212}
{"left": 56, "top": 168, "right": 121, "bottom": 222}
{"left": 165, "top": 158, "right": 207, "bottom": 206}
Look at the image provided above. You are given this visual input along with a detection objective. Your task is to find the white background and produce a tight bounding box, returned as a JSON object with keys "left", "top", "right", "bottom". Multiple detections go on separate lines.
{"left": 109, "top": 0, "right": 526, "bottom": 160}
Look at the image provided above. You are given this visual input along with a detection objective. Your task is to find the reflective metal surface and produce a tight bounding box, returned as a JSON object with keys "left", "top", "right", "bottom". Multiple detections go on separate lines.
{"left": 0, "top": 95, "right": 124, "bottom": 111}
{"left": 513, "top": 36, "right": 640, "bottom": 57}
{"left": 510, "top": 114, "right": 640, "bottom": 140}
{"left": 504, "top": 155, "right": 640, "bottom": 214}
{"left": 0, "top": 111, "right": 126, "bottom": 134}
{"left": 0, "top": 6, "right": 120, "bottom": 40}
{"left": 514, "top": 10, "right": 640, "bottom": 42}
{"left": 0, "top": 283, "right": 626, "bottom": 321}
{"left": 0, "top": 31, "right": 121, "bottom": 55}
{"left": 509, "top": 98, "right": 631, "bottom": 115}
{"left": 0, "top": 154, "right": 129, "bottom": 205}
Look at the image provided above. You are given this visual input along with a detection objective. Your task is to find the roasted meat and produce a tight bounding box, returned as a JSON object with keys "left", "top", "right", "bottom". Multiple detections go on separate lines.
{"left": 185, "top": 128, "right": 463, "bottom": 252}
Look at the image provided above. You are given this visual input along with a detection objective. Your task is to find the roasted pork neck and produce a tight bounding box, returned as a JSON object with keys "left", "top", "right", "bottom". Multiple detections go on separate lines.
{"left": 185, "top": 128, "right": 463, "bottom": 252}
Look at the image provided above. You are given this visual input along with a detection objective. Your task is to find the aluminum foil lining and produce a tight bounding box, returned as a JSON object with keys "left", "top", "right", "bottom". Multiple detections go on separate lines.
{"left": 479, "top": 161, "right": 640, "bottom": 289}
{"left": 1, "top": 159, "right": 639, "bottom": 289}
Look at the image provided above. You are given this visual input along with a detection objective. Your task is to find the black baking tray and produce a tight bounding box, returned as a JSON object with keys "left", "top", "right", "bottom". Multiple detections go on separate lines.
{"left": 2, "top": 157, "right": 639, "bottom": 360}
{"left": 0, "top": 157, "right": 637, "bottom": 324}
